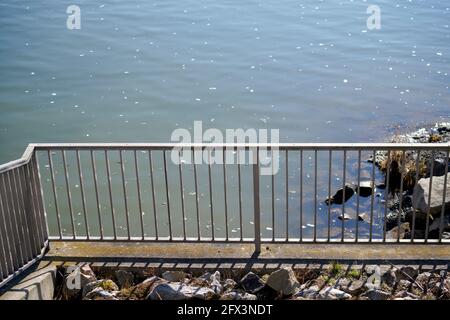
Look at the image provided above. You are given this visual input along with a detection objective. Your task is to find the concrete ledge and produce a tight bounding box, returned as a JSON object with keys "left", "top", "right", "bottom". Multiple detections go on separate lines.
{"left": 0, "top": 262, "right": 57, "bottom": 300}
{"left": 44, "top": 241, "right": 450, "bottom": 271}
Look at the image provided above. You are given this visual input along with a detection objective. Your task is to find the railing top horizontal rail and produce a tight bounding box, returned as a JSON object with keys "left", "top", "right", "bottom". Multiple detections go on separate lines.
{"left": 30, "top": 142, "right": 450, "bottom": 150}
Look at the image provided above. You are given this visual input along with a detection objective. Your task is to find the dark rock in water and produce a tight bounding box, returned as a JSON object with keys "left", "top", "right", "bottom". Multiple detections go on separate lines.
{"left": 325, "top": 186, "right": 355, "bottom": 205}
{"left": 354, "top": 181, "right": 373, "bottom": 197}
{"left": 240, "top": 272, "right": 265, "bottom": 294}
{"left": 338, "top": 213, "right": 351, "bottom": 221}
{"left": 358, "top": 212, "right": 369, "bottom": 222}
{"left": 376, "top": 183, "right": 386, "bottom": 190}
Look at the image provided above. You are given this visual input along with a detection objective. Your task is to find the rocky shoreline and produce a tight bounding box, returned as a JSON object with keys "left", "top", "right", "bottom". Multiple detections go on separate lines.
{"left": 59, "top": 263, "right": 450, "bottom": 300}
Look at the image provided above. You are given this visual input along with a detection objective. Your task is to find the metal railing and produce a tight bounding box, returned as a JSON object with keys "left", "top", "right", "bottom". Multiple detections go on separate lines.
{"left": 0, "top": 142, "right": 449, "bottom": 288}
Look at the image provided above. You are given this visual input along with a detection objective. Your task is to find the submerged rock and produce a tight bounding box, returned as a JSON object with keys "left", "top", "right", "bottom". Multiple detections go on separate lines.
{"left": 354, "top": 181, "right": 374, "bottom": 197}
{"left": 325, "top": 186, "right": 355, "bottom": 205}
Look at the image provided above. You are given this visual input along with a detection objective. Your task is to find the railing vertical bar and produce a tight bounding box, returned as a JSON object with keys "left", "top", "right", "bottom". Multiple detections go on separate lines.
{"left": 397, "top": 151, "right": 405, "bottom": 243}
{"left": 62, "top": 150, "right": 76, "bottom": 239}
{"left": 341, "top": 150, "right": 347, "bottom": 242}
{"left": 271, "top": 149, "right": 275, "bottom": 241}
{"left": 178, "top": 150, "right": 186, "bottom": 240}
{"left": 237, "top": 148, "right": 243, "bottom": 241}
{"left": 47, "top": 150, "right": 62, "bottom": 238}
{"left": 15, "top": 167, "right": 33, "bottom": 261}
{"left": 91, "top": 150, "right": 103, "bottom": 239}
{"left": 134, "top": 150, "right": 145, "bottom": 240}
{"left": 314, "top": 149, "right": 318, "bottom": 242}
{"left": 223, "top": 148, "right": 229, "bottom": 241}
{"left": 119, "top": 150, "right": 131, "bottom": 240}
{"left": 285, "top": 150, "right": 289, "bottom": 241}
{"left": 299, "top": 149, "right": 303, "bottom": 242}
{"left": 383, "top": 151, "right": 391, "bottom": 242}
{"left": 162, "top": 150, "right": 172, "bottom": 240}
{"left": 253, "top": 147, "right": 261, "bottom": 252}
{"left": 411, "top": 150, "right": 421, "bottom": 242}
{"left": 0, "top": 174, "right": 14, "bottom": 274}
{"left": 105, "top": 150, "right": 117, "bottom": 240}
{"left": 369, "top": 150, "right": 376, "bottom": 242}
{"left": 0, "top": 194, "right": 7, "bottom": 278}
{"left": 148, "top": 151, "right": 158, "bottom": 239}
{"left": 193, "top": 148, "right": 201, "bottom": 240}
{"left": 355, "top": 150, "right": 361, "bottom": 242}
{"left": 438, "top": 150, "right": 449, "bottom": 242}
{"left": 425, "top": 151, "right": 435, "bottom": 243}
{"left": 76, "top": 150, "right": 89, "bottom": 240}
{"left": 327, "top": 150, "right": 332, "bottom": 242}
{"left": 208, "top": 149, "right": 214, "bottom": 240}
{"left": 4, "top": 171, "right": 25, "bottom": 266}
{"left": 31, "top": 155, "right": 48, "bottom": 243}
{"left": 24, "top": 162, "right": 42, "bottom": 255}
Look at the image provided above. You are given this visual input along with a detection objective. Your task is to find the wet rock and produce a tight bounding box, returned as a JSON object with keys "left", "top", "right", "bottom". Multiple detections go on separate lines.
{"left": 412, "top": 173, "right": 450, "bottom": 216}
{"left": 318, "top": 287, "right": 351, "bottom": 300}
{"left": 162, "top": 270, "right": 187, "bottom": 282}
{"left": 220, "top": 290, "right": 257, "bottom": 300}
{"left": 240, "top": 272, "right": 265, "bottom": 294}
{"left": 325, "top": 186, "right": 355, "bottom": 205}
{"left": 115, "top": 270, "right": 134, "bottom": 289}
{"left": 147, "top": 283, "right": 216, "bottom": 300}
{"left": 363, "top": 289, "right": 390, "bottom": 300}
{"left": 355, "top": 181, "right": 374, "bottom": 197}
{"left": 63, "top": 265, "right": 97, "bottom": 299}
{"left": 84, "top": 287, "right": 118, "bottom": 300}
{"left": 266, "top": 267, "right": 300, "bottom": 296}
{"left": 386, "top": 222, "right": 410, "bottom": 239}
{"left": 395, "top": 266, "right": 419, "bottom": 281}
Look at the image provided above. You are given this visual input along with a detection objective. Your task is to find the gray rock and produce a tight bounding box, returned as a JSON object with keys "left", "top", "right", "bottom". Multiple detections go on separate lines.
{"left": 295, "top": 285, "right": 320, "bottom": 299}
{"left": 429, "top": 214, "right": 450, "bottom": 234}
{"left": 412, "top": 173, "right": 450, "bottom": 216}
{"left": 223, "top": 279, "right": 237, "bottom": 291}
{"left": 345, "top": 280, "right": 365, "bottom": 295}
{"left": 386, "top": 222, "right": 410, "bottom": 239}
{"left": 240, "top": 272, "right": 265, "bottom": 294}
{"left": 220, "top": 290, "right": 257, "bottom": 300}
{"left": 364, "top": 289, "right": 390, "bottom": 300}
{"left": 84, "top": 287, "right": 118, "bottom": 300}
{"left": 266, "top": 267, "right": 300, "bottom": 296}
{"left": 147, "top": 283, "right": 216, "bottom": 300}
{"left": 318, "top": 287, "right": 351, "bottom": 300}
{"left": 381, "top": 270, "right": 397, "bottom": 287}
{"left": 115, "top": 270, "right": 134, "bottom": 288}
{"left": 162, "top": 270, "right": 187, "bottom": 282}
{"left": 358, "top": 212, "right": 370, "bottom": 222}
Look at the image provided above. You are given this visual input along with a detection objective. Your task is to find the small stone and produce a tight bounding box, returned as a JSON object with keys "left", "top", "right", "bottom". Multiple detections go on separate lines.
{"left": 358, "top": 212, "right": 369, "bottom": 222}
{"left": 147, "top": 283, "right": 216, "bottom": 300}
{"left": 240, "top": 272, "right": 265, "bottom": 294}
{"left": 318, "top": 287, "right": 351, "bottom": 300}
{"left": 220, "top": 290, "right": 257, "bottom": 300}
{"left": 266, "top": 267, "right": 300, "bottom": 296}
{"left": 115, "top": 270, "right": 134, "bottom": 288}
{"left": 84, "top": 287, "right": 118, "bottom": 300}
{"left": 364, "top": 289, "right": 390, "bottom": 300}
{"left": 223, "top": 279, "right": 237, "bottom": 291}
{"left": 397, "top": 279, "right": 411, "bottom": 291}
{"left": 162, "top": 270, "right": 187, "bottom": 282}
{"left": 345, "top": 280, "right": 365, "bottom": 295}
{"left": 337, "top": 213, "right": 351, "bottom": 221}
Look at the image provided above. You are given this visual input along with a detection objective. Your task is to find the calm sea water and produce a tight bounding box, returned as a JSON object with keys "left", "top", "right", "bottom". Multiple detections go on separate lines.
{"left": 0, "top": 1, "right": 449, "bottom": 239}
{"left": 1, "top": 0, "right": 449, "bottom": 163}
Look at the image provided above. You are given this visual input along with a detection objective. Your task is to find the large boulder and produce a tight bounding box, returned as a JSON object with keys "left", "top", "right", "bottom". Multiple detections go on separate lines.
{"left": 412, "top": 173, "right": 450, "bottom": 216}
{"left": 266, "top": 267, "right": 300, "bottom": 296}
